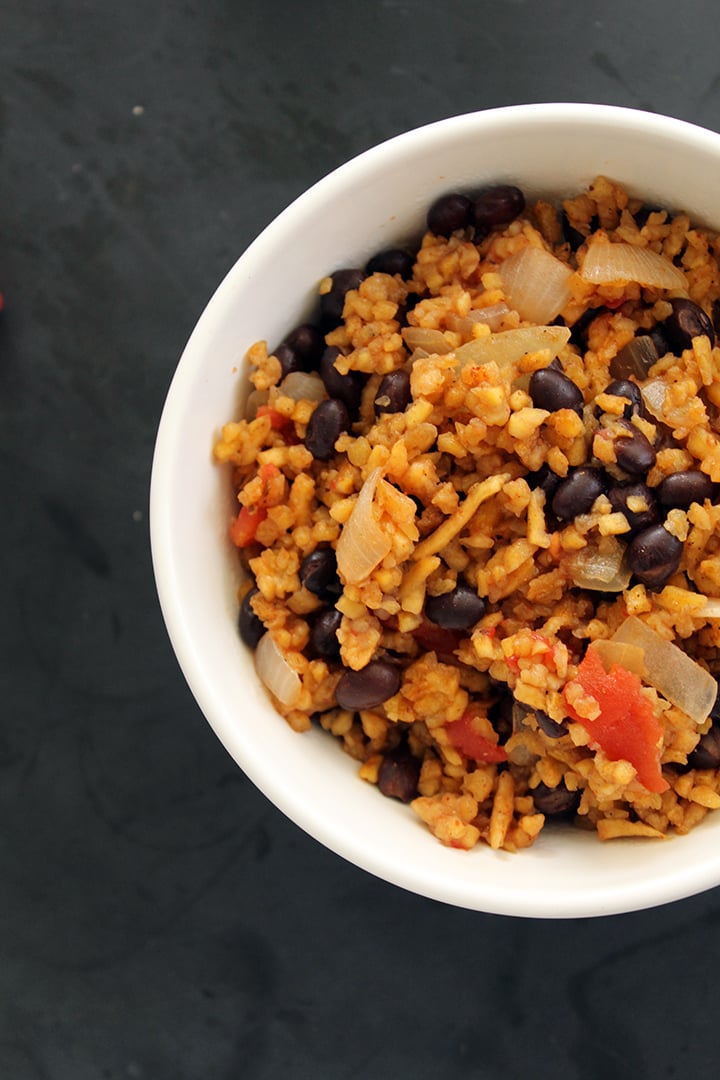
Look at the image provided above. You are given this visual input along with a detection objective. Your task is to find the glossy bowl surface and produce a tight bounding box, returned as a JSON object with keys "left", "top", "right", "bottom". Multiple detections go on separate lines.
{"left": 151, "top": 103, "right": 720, "bottom": 917}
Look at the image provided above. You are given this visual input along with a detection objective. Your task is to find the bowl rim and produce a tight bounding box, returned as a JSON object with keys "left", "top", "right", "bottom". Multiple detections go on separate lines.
{"left": 151, "top": 102, "right": 720, "bottom": 918}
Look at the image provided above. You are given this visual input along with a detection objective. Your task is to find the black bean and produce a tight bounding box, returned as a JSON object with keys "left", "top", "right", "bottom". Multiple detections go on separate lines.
{"left": 657, "top": 470, "right": 714, "bottom": 510}
{"left": 473, "top": 184, "right": 525, "bottom": 230}
{"left": 310, "top": 608, "right": 342, "bottom": 659}
{"left": 319, "top": 346, "right": 365, "bottom": 414}
{"left": 534, "top": 709, "right": 568, "bottom": 740}
{"left": 305, "top": 398, "right": 350, "bottom": 460}
{"left": 274, "top": 342, "right": 303, "bottom": 379}
{"left": 633, "top": 203, "right": 665, "bottom": 229}
{"left": 374, "top": 369, "right": 411, "bottom": 415}
{"left": 320, "top": 268, "right": 365, "bottom": 327}
{"left": 561, "top": 209, "right": 593, "bottom": 251}
{"left": 336, "top": 660, "right": 402, "bottom": 710}
{"left": 238, "top": 588, "right": 264, "bottom": 649}
{"left": 529, "top": 366, "right": 584, "bottom": 414}
{"left": 602, "top": 379, "right": 643, "bottom": 419}
{"left": 687, "top": 724, "right": 720, "bottom": 770}
{"left": 396, "top": 292, "right": 422, "bottom": 327}
{"left": 427, "top": 192, "right": 473, "bottom": 237}
{"left": 614, "top": 423, "right": 656, "bottom": 475}
{"left": 366, "top": 248, "right": 414, "bottom": 278}
{"left": 551, "top": 468, "right": 605, "bottom": 521}
{"left": 713, "top": 298, "right": 720, "bottom": 335}
{"left": 626, "top": 524, "right": 683, "bottom": 589}
{"left": 711, "top": 685, "right": 720, "bottom": 723}
{"left": 284, "top": 323, "right": 325, "bottom": 367}
{"left": 663, "top": 298, "right": 715, "bottom": 352}
{"left": 300, "top": 548, "right": 341, "bottom": 600}
{"left": 526, "top": 463, "right": 563, "bottom": 502}
{"left": 569, "top": 306, "right": 606, "bottom": 350}
{"left": 377, "top": 743, "right": 421, "bottom": 802}
{"left": 425, "top": 582, "right": 486, "bottom": 631}
{"left": 531, "top": 781, "right": 580, "bottom": 817}
{"left": 648, "top": 325, "right": 671, "bottom": 358}
{"left": 488, "top": 692, "right": 514, "bottom": 743}
{"left": 608, "top": 482, "right": 659, "bottom": 536}
{"left": 610, "top": 335, "right": 659, "bottom": 381}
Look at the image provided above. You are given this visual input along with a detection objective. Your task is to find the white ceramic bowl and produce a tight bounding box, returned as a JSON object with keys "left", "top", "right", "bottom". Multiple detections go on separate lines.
{"left": 151, "top": 103, "right": 720, "bottom": 918}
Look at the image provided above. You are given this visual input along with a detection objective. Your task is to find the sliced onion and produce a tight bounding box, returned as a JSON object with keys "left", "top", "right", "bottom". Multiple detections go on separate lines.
{"left": 336, "top": 467, "right": 392, "bottom": 584}
{"left": 446, "top": 301, "right": 510, "bottom": 335}
{"left": 566, "top": 541, "right": 631, "bottom": 592}
{"left": 611, "top": 615, "right": 717, "bottom": 724}
{"left": 512, "top": 703, "right": 532, "bottom": 733}
{"left": 255, "top": 631, "right": 302, "bottom": 707}
{"left": 498, "top": 246, "right": 574, "bottom": 324}
{"left": 280, "top": 371, "right": 326, "bottom": 402}
{"left": 640, "top": 378, "right": 667, "bottom": 421}
{"left": 580, "top": 241, "right": 687, "bottom": 290}
{"left": 407, "top": 347, "right": 432, "bottom": 364}
{"left": 695, "top": 598, "right": 720, "bottom": 619}
{"left": 610, "top": 335, "right": 659, "bottom": 380}
{"left": 454, "top": 325, "right": 571, "bottom": 369}
{"left": 245, "top": 388, "right": 269, "bottom": 419}
{"left": 590, "top": 639, "right": 646, "bottom": 677}
{"left": 402, "top": 327, "right": 455, "bottom": 354}
{"left": 506, "top": 705, "right": 539, "bottom": 765}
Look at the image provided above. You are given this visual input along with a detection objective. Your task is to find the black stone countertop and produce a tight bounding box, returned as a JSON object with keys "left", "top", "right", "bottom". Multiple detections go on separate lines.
{"left": 4, "top": 2, "right": 720, "bottom": 1077}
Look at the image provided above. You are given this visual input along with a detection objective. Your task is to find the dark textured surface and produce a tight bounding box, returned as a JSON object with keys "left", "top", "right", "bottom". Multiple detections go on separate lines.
{"left": 3, "top": 2, "right": 720, "bottom": 1077}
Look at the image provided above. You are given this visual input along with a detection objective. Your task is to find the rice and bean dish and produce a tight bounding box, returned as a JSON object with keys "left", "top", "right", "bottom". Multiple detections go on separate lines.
{"left": 214, "top": 176, "right": 720, "bottom": 852}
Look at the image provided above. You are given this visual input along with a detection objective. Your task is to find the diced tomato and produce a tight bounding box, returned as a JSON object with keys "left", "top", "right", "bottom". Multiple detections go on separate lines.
{"left": 412, "top": 619, "right": 462, "bottom": 655}
{"left": 563, "top": 646, "right": 668, "bottom": 793}
{"left": 229, "top": 506, "right": 267, "bottom": 547}
{"left": 256, "top": 405, "right": 289, "bottom": 430}
{"left": 446, "top": 710, "right": 508, "bottom": 763}
{"left": 255, "top": 404, "right": 299, "bottom": 443}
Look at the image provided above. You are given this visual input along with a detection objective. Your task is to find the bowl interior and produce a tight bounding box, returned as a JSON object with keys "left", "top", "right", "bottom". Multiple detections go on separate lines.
{"left": 151, "top": 103, "right": 720, "bottom": 917}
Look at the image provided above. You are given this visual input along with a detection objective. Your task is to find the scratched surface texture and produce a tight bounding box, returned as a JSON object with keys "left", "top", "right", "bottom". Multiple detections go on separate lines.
{"left": 3, "top": 1, "right": 720, "bottom": 1078}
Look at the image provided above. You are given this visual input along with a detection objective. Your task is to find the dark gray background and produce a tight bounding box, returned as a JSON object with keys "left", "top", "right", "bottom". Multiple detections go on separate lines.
{"left": 3, "top": 2, "right": 720, "bottom": 1077}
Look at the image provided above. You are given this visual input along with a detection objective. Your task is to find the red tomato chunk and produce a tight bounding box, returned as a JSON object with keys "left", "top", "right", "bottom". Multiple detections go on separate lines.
{"left": 229, "top": 506, "right": 267, "bottom": 547}
{"left": 447, "top": 710, "right": 508, "bottom": 763}
{"left": 563, "top": 647, "right": 668, "bottom": 794}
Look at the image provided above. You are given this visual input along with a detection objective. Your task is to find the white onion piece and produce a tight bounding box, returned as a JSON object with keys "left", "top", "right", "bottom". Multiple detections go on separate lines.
{"left": 611, "top": 615, "right": 717, "bottom": 724}
{"left": 255, "top": 632, "right": 302, "bottom": 707}
{"left": 245, "top": 388, "right": 269, "bottom": 419}
{"left": 566, "top": 542, "right": 631, "bottom": 592}
{"left": 468, "top": 301, "right": 511, "bottom": 329}
{"left": 280, "top": 371, "right": 326, "bottom": 402}
{"left": 402, "top": 327, "right": 455, "bottom": 354}
{"left": 446, "top": 302, "right": 511, "bottom": 335}
{"left": 580, "top": 241, "right": 687, "bottom": 290}
{"left": 408, "top": 347, "right": 431, "bottom": 362}
{"left": 590, "top": 639, "right": 646, "bottom": 678}
{"left": 498, "top": 246, "right": 574, "bottom": 324}
{"left": 640, "top": 378, "right": 666, "bottom": 421}
{"left": 695, "top": 598, "right": 720, "bottom": 619}
{"left": 454, "top": 325, "right": 571, "bottom": 369}
{"left": 506, "top": 705, "right": 538, "bottom": 765}
{"left": 336, "top": 467, "right": 392, "bottom": 584}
